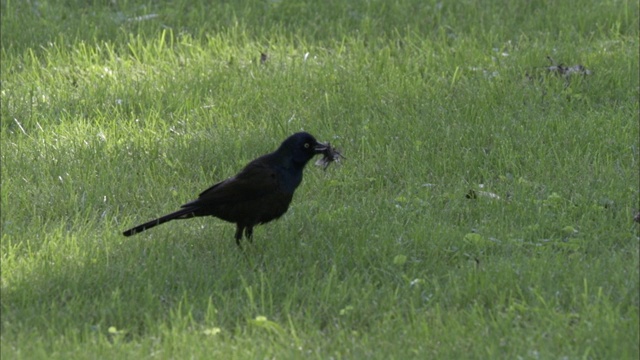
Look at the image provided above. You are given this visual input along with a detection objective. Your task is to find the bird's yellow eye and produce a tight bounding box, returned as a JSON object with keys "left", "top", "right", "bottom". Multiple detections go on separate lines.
{"left": 304, "top": 143, "right": 310, "bottom": 148}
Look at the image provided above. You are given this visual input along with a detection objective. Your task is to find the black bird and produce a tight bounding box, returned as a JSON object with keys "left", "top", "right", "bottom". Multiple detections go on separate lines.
{"left": 123, "top": 132, "right": 330, "bottom": 247}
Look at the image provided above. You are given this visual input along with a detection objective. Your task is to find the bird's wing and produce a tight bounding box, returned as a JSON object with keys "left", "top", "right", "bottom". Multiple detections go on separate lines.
{"left": 181, "top": 161, "right": 279, "bottom": 208}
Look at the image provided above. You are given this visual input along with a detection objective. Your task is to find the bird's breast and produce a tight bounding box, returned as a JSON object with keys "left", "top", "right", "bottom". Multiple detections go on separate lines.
{"left": 277, "top": 168, "right": 303, "bottom": 194}
{"left": 257, "top": 191, "right": 294, "bottom": 223}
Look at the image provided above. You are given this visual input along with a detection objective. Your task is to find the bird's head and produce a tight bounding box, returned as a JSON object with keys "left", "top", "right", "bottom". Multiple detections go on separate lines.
{"left": 278, "top": 132, "right": 329, "bottom": 167}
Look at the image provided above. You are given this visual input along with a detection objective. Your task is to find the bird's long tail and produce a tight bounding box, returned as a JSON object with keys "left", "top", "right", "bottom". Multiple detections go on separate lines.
{"left": 122, "top": 207, "right": 196, "bottom": 236}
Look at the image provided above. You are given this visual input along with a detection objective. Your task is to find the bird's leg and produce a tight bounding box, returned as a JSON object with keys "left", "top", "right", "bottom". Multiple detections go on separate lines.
{"left": 235, "top": 225, "right": 244, "bottom": 248}
{"left": 245, "top": 226, "right": 253, "bottom": 243}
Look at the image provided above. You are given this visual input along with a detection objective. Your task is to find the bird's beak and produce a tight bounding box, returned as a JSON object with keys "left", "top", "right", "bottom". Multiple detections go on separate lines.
{"left": 313, "top": 141, "right": 345, "bottom": 170}
{"left": 313, "top": 142, "right": 330, "bottom": 154}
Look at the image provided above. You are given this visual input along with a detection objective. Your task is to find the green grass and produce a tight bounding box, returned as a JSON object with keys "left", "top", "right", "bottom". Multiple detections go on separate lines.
{"left": 2, "top": 0, "right": 639, "bottom": 358}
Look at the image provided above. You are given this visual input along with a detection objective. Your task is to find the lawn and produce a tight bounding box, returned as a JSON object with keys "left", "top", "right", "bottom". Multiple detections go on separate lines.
{"left": 1, "top": 0, "right": 639, "bottom": 358}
